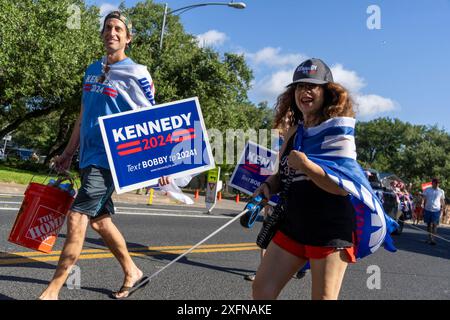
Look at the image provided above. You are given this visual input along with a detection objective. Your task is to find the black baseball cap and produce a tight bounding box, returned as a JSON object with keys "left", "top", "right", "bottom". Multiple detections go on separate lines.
{"left": 288, "top": 58, "right": 334, "bottom": 86}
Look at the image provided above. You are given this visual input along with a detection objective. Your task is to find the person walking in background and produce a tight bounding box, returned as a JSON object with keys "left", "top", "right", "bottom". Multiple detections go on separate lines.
{"left": 422, "top": 178, "right": 446, "bottom": 245}
{"left": 412, "top": 191, "right": 423, "bottom": 225}
{"left": 398, "top": 182, "right": 413, "bottom": 221}
{"left": 441, "top": 205, "right": 449, "bottom": 225}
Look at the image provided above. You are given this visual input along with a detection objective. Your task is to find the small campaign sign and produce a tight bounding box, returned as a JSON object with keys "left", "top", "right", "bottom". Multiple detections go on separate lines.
{"left": 229, "top": 141, "right": 279, "bottom": 205}
{"left": 206, "top": 167, "right": 220, "bottom": 212}
{"left": 99, "top": 97, "right": 215, "bottom": 194}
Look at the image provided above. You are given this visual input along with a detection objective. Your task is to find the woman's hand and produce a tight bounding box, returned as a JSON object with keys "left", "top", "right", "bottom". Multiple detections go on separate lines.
{"left": 252, "top": 181, "right": 271, "bottom": 200}
{"left": 288, "top": 150, "right": 348, "bottom": 196}
{"left": 287, "top": 150, "right": 309, "bottom": 171}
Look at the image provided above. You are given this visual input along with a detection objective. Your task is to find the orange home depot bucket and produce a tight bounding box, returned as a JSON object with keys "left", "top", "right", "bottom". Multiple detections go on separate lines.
{"left": 8, "top": 182, "right": 75, "bottom": 253}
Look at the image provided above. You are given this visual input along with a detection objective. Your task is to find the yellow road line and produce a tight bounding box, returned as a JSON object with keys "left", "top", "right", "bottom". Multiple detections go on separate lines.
{"left": 83, "top": 246, "right": 258, "bottom": 260}
{"left": 0, "top": 242, "right": 256, "bottom": 258}
{"left": 0, "top": 243, "right": 258, "bottom": 266}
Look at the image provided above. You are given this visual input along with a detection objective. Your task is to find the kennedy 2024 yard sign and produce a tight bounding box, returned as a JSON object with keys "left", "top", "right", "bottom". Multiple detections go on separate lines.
{"left": 99, "top": 97, "right": 215, "bottom": 194}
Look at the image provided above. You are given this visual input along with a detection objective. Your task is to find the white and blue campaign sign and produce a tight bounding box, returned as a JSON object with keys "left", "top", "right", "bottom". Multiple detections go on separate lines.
{"left": 229, "top": 141, "right": 280, "bottom": 205}
{"left": 99, "top": 97, "right": 215, "bottom": 194}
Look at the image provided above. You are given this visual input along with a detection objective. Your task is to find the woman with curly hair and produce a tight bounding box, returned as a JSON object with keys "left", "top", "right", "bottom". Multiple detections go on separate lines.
{"left": 252, "top": 58, "right": 358, "bottom": 300}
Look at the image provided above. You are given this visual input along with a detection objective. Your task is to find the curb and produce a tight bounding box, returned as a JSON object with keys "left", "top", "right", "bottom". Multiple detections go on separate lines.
{"left": 0, "top": 182, "right": 245, "bottom": 211}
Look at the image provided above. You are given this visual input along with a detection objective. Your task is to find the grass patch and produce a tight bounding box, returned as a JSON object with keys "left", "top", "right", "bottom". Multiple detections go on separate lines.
{"left": 0, "top": 164, "right": 80, "bottom": 186}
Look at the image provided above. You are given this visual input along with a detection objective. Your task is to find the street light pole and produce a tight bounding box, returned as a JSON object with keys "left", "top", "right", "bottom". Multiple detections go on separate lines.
{"left": 159, "top": 2, "right": 246, "bottom": 51}
{"left": 159, "top": 3, "right": 169, "bottom": 51}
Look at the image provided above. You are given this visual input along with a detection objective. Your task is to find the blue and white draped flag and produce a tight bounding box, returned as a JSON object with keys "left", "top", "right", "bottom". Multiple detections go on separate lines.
{"left": 294, "top": 117, "right": 398, "bottom": 259}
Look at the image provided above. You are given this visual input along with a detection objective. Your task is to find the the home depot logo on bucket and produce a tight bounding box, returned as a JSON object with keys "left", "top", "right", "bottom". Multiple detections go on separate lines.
{"left": 25, "top": 205, "right": 66, "bottom": 246}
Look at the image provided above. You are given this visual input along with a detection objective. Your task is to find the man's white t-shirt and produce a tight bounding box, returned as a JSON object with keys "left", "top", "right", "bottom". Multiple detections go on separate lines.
{"left": 423, "top": 187, "right": 445, "bottom": 212}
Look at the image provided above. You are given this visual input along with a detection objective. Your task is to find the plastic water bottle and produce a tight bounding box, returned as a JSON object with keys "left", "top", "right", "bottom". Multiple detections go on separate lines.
{"left": 47, "top": 180, "right": 75, "bottom": 197}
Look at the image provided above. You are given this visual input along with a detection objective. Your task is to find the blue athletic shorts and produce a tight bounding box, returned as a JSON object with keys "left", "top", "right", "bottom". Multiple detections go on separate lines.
{"left": 71, "top": 166, "right": 115, "bottom": 220}
{"left": 423, "top": 209, "right": 441, "bottom": 225}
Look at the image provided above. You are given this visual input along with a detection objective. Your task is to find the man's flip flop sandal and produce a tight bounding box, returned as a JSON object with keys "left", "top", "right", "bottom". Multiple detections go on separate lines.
{"left": 111, "top": 276, "right": 150, "bottom": 299}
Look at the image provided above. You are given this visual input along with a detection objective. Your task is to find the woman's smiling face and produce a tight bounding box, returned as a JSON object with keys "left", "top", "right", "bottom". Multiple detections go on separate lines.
{"left": 294, "top": 83, "right": 325, "bottom": 117}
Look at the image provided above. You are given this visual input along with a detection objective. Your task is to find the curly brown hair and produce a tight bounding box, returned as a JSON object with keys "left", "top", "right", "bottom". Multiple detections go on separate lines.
{"left": 273, "top": 82, "right": 355, "bottom": 133}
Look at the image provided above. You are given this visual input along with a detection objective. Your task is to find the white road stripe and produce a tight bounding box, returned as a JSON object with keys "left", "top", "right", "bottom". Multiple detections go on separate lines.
{"left": 115, "top": 206, "right": 203, "bottom": 214}
{"left": 115, "top": 211, "right": 231, "bottom": 219}
{"left": 0, "top": 206, "right": 232, "bottom": 219}
{"left": 0, "top": 194, "right": 23, "bottom": 197}
{"left": 0, "top": 202, "right": 206, "bottom": 215}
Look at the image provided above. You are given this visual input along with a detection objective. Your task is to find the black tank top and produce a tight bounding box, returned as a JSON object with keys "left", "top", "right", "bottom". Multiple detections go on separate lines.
{"left": 277, "top": 133, "right": 356, "bottom": 247}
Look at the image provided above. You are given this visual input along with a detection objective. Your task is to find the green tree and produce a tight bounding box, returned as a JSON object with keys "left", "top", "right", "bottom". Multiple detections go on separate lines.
{"left": 396, "top": 125, "right": 450, "bottom": 194}
{"left": 356, "top": 117, "right": 450, "bottom": 196}
{"left": 356, "top": 118, "right": 408, "bottom": 171}
{"left": 123, "top": 1, "right": 255, "bottom": 131}
{"left": 2, "top": 0, "right": 273, "bottom": 179}
{"left": 0, "top": 0, "right": 102, "bottom": 153}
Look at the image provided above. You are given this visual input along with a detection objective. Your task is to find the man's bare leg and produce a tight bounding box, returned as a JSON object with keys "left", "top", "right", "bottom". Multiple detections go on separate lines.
{"left": 39, "top": 212, "right": 89, "bottom": 300}
{"left": 430, "top": 223, "right": 438, "bottom": 244}
{"left": 90, "top": 215, "right": 143, "bottom": 298}
{"left": 427, "top": 223, "right": 433, "bottom": 242}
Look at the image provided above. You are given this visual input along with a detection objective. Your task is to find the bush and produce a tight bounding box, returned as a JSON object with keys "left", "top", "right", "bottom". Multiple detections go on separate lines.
{"left": 3, "top": 159, "right": 51, "bottom": 174}
{"left": 16, "top": 161, "right": 52, "bottom": 173}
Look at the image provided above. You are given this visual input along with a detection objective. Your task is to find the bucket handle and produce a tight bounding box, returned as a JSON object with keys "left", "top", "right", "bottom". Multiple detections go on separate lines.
{"left": 29, "top": 167, "right": 78, "bottom": 190}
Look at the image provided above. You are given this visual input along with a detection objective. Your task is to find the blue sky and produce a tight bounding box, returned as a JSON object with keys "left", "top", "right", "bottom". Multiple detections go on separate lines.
{"left": 91, "top": 0, "right": 450, "bottom": 132}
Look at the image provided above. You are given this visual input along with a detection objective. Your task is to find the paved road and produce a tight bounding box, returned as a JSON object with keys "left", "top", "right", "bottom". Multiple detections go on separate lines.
{"left": 0, "top": 194, "right": 449, "bottom": 300}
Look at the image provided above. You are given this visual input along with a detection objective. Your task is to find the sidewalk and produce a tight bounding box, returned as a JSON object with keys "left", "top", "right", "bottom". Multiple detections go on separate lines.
{"left": 0, "top": 182, "right": 245, "bottom": 212}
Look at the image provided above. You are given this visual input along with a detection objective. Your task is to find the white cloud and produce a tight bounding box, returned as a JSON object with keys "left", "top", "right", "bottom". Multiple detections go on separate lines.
{"left": 250, "top": 60, "right": 397, "bottom": 118}
{"left": 196, "top": 30, "right": 228, "bottom": 48}
{"left": 330, "top": 64, "right": 397, "bottom": 117}
{"left": 354, "top": 94, "right": 397, "bottom": 118}
{"left": 253, "top": 69, "right": 292, "bottom": 101}
{"left": 331, "top": 64, "right": 366, "bottom": 93}
{"left": 246, "top": 47, "right": 306, "bottom": 102}
{"left": 246, "top": 47, "right": 307, "bottom": 68}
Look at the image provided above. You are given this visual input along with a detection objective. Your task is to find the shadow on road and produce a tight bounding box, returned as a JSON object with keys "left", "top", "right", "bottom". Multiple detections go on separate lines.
{"left": 137, "top": 252, "right": 255, "bottom": 277}
{"left": 0, "top": 293, "right": 15, "bottom": 300}
{"left": 81, "top": 286, "right": 114, "bottom": 297}
{"left": 0, "top": 252, "right": 56, "bottom": 270}
{"left": 57, "top": 235, "right": 257, "bottom": 278}
{"left": 172, "top": 256, "right": 256, "bottom": 277}
{"left": 0, "top": 275, "right": 112, "bottom": 299}
{"left": 392, "top": 223, "right": 450, "bottom": 259}
{"left": 59, "top": 234, "right": 151, "bottom": 253}
{"left": 0, "top": 275, "right": 48, "bottom": 286}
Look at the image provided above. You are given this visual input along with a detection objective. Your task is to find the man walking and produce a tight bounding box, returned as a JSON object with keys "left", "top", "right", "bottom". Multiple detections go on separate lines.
{"left": 422, "top": 178, "right": 446, "bottom": 245}
{"left": 39, "top": 11, "right": 156, "bottom": 299}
